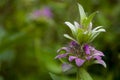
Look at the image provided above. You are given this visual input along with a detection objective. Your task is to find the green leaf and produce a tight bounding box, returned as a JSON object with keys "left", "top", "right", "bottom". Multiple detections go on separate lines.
{"left": 65, "top": 22, "right": 76, "bottom": 37}
{"left": 89, "top": 32, "right": 100, "bottom": 42}
{"left": 78, "top": 3, "right": 87, "bottom": 24}
{"left": 92, "top": 26, "right": 103, "bottom": 32}
{"left": 76, "top": 28, "right": 84, "bottom": 43}
{"left": 89, "top": 26, "right": 106, "bottom": 42}
{"left": 83, "top": 32, "right": 90, "bottom": 43}
{"left": 49, "top": 73, "right": 61, "bottom": 80}
{"left": 84, "top": 11, "right": 98, "bottom": 30}
{"left": 79, "top": 68, "right": 93, "bottom": 80}
{"left": 64, "top": 34, "right": 76, "bottom": 41}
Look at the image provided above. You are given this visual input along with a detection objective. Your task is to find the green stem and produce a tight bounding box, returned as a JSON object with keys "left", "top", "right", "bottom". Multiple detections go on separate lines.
{"left": 76, "top": 68, "right": 81, "bottom": 80}
{"left": 76, "top": 68, "right": 93, "bottom": 80}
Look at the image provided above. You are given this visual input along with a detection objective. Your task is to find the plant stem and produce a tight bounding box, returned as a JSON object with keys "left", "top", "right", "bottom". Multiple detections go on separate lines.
{"left": 76, "top": 68, "right": 81, "bottom": 80}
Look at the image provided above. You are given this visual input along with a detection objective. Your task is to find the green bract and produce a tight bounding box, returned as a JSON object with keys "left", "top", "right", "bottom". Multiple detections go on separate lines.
{"left": 64, "top": 4, "right": 105, "bottom": 44}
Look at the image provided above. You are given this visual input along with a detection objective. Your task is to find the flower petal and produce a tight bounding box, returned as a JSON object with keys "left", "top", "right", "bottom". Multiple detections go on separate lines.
{"left": 86, "top": 56, "right": 92, "bottom": 60}
{"left": 70, "top": 41, "right": 79, "bottom": 47}
{"left": 93, "top": 50, "right": 104, "bottom": 56}
{"left": 93, "top": 55, "right": 102, "bottom": 60}
{"left": 83, "top": 44, "right": 90, "bottom": 55}
{"left": 62, "top": 63, "right": 73, "bottom": 72}
{"left": 94, "top": 60, "right": 106, "bottom": 68}
{"left": 75, "top": 58, "right": 85, "bottom": 67}
{"left": 55, "top": 53, "right": 68, "bottom": 59}
{"left": 69, "top": 56, "right": 77, "bottom": 62}
{"left": 89, "top": 46, "right": 95, "bottom": 51}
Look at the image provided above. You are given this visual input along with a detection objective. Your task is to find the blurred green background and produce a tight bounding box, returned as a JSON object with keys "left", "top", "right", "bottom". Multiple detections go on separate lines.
{"left": 0, "top": 0, "right": 120, "bottom": 80}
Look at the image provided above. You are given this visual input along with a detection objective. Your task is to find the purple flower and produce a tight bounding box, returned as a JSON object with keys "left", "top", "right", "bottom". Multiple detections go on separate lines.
{"left": 30, "top": 7, "right": 53, "bottom": 20}
{"left": 55, "top": 41, "right": 106, "bottom": 71}
{"left": 83, "top": 45, "right": 106, "bottom": 67}
{"left": 42, "top": 7, "right": 53, "bottom": 18}
{"left": 55, "top": 41, "right": 85, "bottom": 67}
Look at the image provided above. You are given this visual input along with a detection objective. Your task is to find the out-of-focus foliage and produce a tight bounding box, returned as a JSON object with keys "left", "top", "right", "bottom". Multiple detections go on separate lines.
{"left": 0, "top": 0, "right": 119, "bottom": 80}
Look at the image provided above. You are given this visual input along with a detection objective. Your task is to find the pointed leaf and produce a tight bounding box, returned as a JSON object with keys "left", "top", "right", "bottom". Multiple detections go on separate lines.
{"left": 88, "top": 22, "right": 92, "bottom": 31}
{"left": 89, "top": 32, "right": 100, "bottom": 42}
{"left": 78, "top": 3, "right": 87, "bottom": 24}
{"left": 89, "top": 27, "right": 106, "bottom": 42}
{"left": 84, "top": 11, "right": 98, "bottom": 29}
{"left": 92, "top": 26, "right": 103, "bottom": 32}
{"left": 74, "top": 21, "right": 80, "bottom": 29}
{"left": 64, "top": 34, "right": 76, "bottom": 41}
{"left": 65, "top": 22, "right": 76, "bottom": 36}
{"left": 94, "top": 29, "right": 106, "bottom": 33}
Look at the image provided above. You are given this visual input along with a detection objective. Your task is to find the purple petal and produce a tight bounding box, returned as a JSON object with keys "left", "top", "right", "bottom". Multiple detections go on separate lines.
{"left": 70, "top": 41, "right": 79, "bottom": 47}
{"left": 94, "top": 60, "right": 106, "bottom": 68}
{"left": 55, "top": 53, "right": 68, "bottom": 59}
{"left": 93, "top": 50, "right": 104, "bottom": 56}
{"left": 93, "top": 55, "right": 102, "bottom": 60}
{"left": 89, "top": 46, "right": 95, "bottom": 51}
{"left": 62, "top": 63, "right": 73, "bottom": 72}
{"left": 83, "top": 44, "right": 90, "bottom": 55}
{"left": 75, "top": 58, "right": 85, "bottom": 67}
{"left": 69, "top": 56, "right": 77, "bottom": 62}
{"left": 86, "top": 56, "right": 92, "bottom": 60}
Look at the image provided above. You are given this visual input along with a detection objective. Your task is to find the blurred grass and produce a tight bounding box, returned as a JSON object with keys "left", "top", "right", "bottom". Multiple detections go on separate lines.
{"left": 0, "top": 0, "right": 120, "bottom": 80}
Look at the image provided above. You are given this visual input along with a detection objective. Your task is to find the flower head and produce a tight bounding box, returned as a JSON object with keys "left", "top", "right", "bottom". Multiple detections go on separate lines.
{"left": 55, "top": 41, "right": 106, "bottom": 70}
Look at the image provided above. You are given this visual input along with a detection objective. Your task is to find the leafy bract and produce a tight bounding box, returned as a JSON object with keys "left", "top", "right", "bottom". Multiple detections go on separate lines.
{"left": 78, "top": 3, "right": 87, "bottom": 24}
{"left": 84, "top": 11, "right": 98, "bottom": 30}
{"left": 64, "top": 34, "right": 76, "bottom": 41}
{"left": 65, "top": 22, "right": 76, "bottom": 37}
{"left": 64, "top": 3, "right": 106, "bottom": 44}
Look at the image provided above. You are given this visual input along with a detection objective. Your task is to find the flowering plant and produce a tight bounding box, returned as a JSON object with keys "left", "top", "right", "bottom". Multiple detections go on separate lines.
{"left": 51, "top": 3, "right": 106, "bottom": 80}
